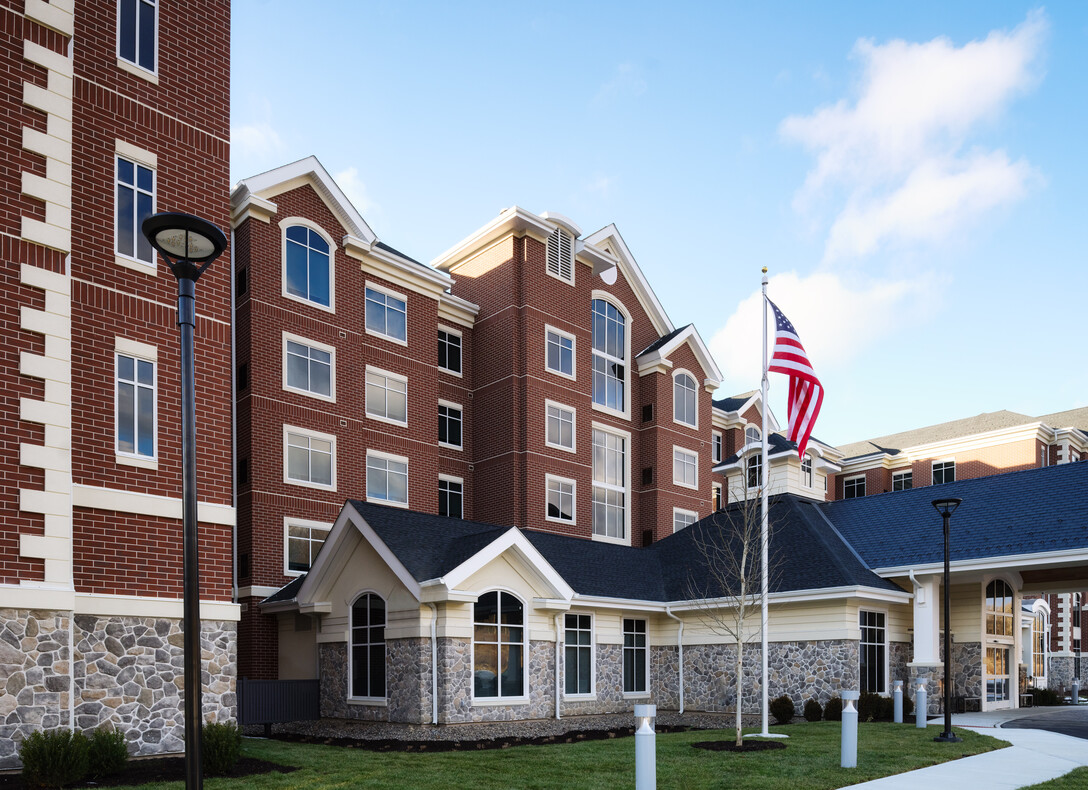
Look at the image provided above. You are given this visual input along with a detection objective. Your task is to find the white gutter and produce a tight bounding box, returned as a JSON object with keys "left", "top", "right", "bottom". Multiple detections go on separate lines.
{"left": 874, "top": 547, "right": 1088, "bottom": 577}
{"left": 427, "top": 603, "right": 438, "bottom": 725}
{"left": 554, "top": 613, "right": 562, "bottom": 720}
{"left": 665, "top": 607, "right": 684, "bottom": 714}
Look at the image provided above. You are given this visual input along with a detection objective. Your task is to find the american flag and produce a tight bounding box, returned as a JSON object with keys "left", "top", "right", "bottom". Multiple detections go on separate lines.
{"left": 767, "top": 300, "right": 823, "bottom": 458}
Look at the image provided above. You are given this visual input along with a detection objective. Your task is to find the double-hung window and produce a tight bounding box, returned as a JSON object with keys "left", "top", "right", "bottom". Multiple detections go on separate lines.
{"left": 474, "top": 591, "right": 525, "bottom": 699}
{"left": 438, "top": 402, "right": 462, "bottom": 449}
{"left": 545, "top": 402, "right": 575, "bottom": 452}
{"left": 439, "top": 476, "right": 463, "bottom": 518}
{"left": 673, "top": 372, "right": 697, "bottom": 427}
{"left": 592, "top": 427, "right": 627, "bottom": 541}
{"left": 366, "top": 451, "right": 408, "bottom": 506}
{"left": 591, "top": 299, "right": 626, "bottom": 413}
{"left": 545, "top": 327, "right": 575, "bottom": 379}
{"left": 118, "top": 0, "right": 157, "bottom": 74}
{"left": 283, "top": 334, "right": 334, "bottom": 400}
{"left": 365, "top": 285, "right": 407, "bottom": 343}
{"left": 116, "top": 155, "right": 155, "bottom": 267}
{"left": 712, "top": 432, "right": 723, "bottom": 464}
{"left": 932, "top": 460, "right": 955, "bottom": 485}
{"left": 892, "top": 470, "right": 912, "bottom": 491}
{"left": 564, "top": 614, "right": 593, "bottom": 696}
{"left": 843, "top": 475, "right": 866, "bottom": 499}
{"left": 673, "top": 447, "right": 698, "bottom": 489}
{"left": 284, "top": 224, "right": 332, "bottom": 308}
{"left": 284, "top": 427, "right": 335, "bottom": 489}
{"left": 351, "top": 593, "right": 386, "bottom": 700}
{"left": 746, "top": 455, "right": 762, "bottom": 489}
{"left": 801, "top": 454, "right": 813, "bottom": 487}
{"left": 285, "top": 518, "right": 331, "bottom": 575}
{"left": 365, "top": 368, "right": 407, "bottom": 425}
{"left": 116, "top": 349, "right": 156, "bottom": 460}
{"left": 673, "top": 508, "right": 697, "bottom": 532}
{"left": 623, "top": 618, "right": 648, "bottom": 694}
{"left": 859, "top": 610, "right": 887, "bottom": 694}
{"left": 546, "top": 475, "right": 575, "bottom": 523}
{"left": 438, "top": 328, "right": 462, "bottom": 375}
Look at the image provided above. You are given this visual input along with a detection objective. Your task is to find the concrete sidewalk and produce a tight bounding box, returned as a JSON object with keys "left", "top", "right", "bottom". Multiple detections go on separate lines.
{"left": 843, "top": 707, "right": 1088, "bottom": 789}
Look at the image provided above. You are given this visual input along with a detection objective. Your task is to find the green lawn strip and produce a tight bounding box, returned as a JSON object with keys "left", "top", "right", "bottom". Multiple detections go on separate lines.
{"left": 1020, "top": 767, "right": 1088, "bottom": 789}
{"left": 103, "top": 722, "right": 1006, "bottom": 790}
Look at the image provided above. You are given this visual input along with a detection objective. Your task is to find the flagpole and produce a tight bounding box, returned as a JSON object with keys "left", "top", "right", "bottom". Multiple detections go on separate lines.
{"left": 760, "top": 267, "right": 770, "bottom": 737}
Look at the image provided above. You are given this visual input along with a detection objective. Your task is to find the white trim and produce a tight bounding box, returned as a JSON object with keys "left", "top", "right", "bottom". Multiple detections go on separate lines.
{"left": 365, "top": 449, "right": 409, "bottom": 508}
{"left": 591, "top": 422, "right": 632, "bottom": 545}
{"left": 283, "top": 424, "right": 337, "bottom": 491}
{"left": 115, "top": 0, "right": 158, "bottom": 77}
{"left": 441, "top": 529, "right": 575, "bottom": 600}
{"left": 114, "top": 152, "right": 156, "bottom": 270}
{"left": 364, "top": 365, "right": 408, "bottom": 427}
{"left": 545, "top": 474, "right": 577, "bottom": 526}
{"left": 471, "top": 589, "right": 530, "bottom": 704}
{"left": 931, "top": 458, "right": 956, "bottom": 485}
{"left": 590, "top": 292, "right": 632, "bottom": 421}
{"left": 672, "top": 507, "right": 698, "bottom": 533}
{"left": 348, "top": 590, "right": 388, "bottom": 703}
{"left": 843, "top": 473, "right": 866, "bottom": 498}
{"left": 364, "top": 280, "right": 408, "bottom": 346}
{"left": 875, "top": 547, "right": 1088, "bottom": 577}
{"left": 712, "top": 431, "right": 723, "bottom": 464}
{"left": 437, "top": 324, "right": 463, "bottom": 378}
{"left": 858, "top": 607, "right": 890, "bottom": 696}
{"left": 78, "top": 592, "right": 239, "bottom": 621}
{"left": 544, "top": 226, "right": 575, "bottom": 286}
{"left": 672, "top": 445, "right": 699, "bottom": 491}
{"left": 280, "top": 217, "right": 336, "bottom": 313}
{"left": 438, "top": 399, "right": 463, "bottom": 450}
{"left": 622, "top": 616, "right": 650, "bottom": 695}
{"left": 282, "top": 331, "right": 337, "bottom": 403}
{"left": 583, "top": 225, "right": 674, "bottom": 338}
{"left": 561, "top": 610, "right": 596, "bottom": 699}
{"left": 114, "top": 344, "right": 158, "bottom": 465}
{"left": 672, "top": 368, "right": 699, "bottom": 429}
{"left": 544, "top": 400, "right": 577, "bottom": 454}
{"left": 439, "top": 474, "right": 464, "bottom": 519}
{"left": 72, "top": 484, "right": 235, "bottom": 525}
{"left": 544, "top": 325, "right": 577, "bottom": 381}
{"left": 712, "top": 482, "right": 723, "bottom": 511}
{"left": 283, "top": 516, "right": 333, "bottom": 577}
{"left": 115, "top": 139, "right": 157, "bottom": 170}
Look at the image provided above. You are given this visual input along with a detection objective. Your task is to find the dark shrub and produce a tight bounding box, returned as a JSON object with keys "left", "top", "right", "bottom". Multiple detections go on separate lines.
{"left": 858, "top": 691, "right": 882, "bottom": 721}
{"left": 824, "top": 696, "right": 843, "bottom": 721}
{"left": 904, "top": 693, "right": 914, "bottom": 717}
{"left": 1028, "top": 687, "right": 1061, "bottom": 706}
{"left": 88, "top": 728, "right": 128, "bottom": 780}
{"left": 19, "top": 729, "right": 90, "bottom": 788}
{"left": 879, "top": 695, "right": 895, "bottom": 721}
{"left": 770, "top": 694, "right": 795, "bottom": 724}
{"left": 203, "top": 722, "right": 242, "bottom": 776}
{"left": 803, "top": 698, "right": 823, "bottom": 722}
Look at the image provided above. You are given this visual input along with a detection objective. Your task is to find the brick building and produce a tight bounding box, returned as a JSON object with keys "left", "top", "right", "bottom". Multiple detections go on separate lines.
{"left": 0, "top": 0, "right": 234, "bottom": 766}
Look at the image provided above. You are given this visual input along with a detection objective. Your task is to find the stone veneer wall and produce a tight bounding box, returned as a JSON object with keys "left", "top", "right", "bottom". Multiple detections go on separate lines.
{"left": 1049, "top": 656, "right": 1074, "bottom": 691}
{"left": 319, "top": 638, "right": 432, "bottom": 724}
{"left": 651, "top": 645, "right": 679, "bottom": 710}
{"left": 889, "top": 642, "right": 911, "bottom": 690}
{"left": 952, "top": 642, "right": 981, "bottom": 700}
{"left": 435, "top": 638, "right": 555, "bottom": 723}
{"left": 559, "top": 643, "right": 650, "bottom": 716}
{"left": 0, "top": 610, "right": 236, "bottom": 769}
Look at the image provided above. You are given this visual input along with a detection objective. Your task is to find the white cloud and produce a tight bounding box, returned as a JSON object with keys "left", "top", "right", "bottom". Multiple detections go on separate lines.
{"left": 593, "top": 62, "right": 647, "bottom": 106}
{"left": 781, "top": 10, "right": 1047, "bottom": 262}
{"left": 230, "top": 121, "right": 285, "bottom": 160}
{"left": 709, "top": 271, "right": 937, "bottom": 392}
{"left": 333, "top": 166, "right": 378, "bottom": 216}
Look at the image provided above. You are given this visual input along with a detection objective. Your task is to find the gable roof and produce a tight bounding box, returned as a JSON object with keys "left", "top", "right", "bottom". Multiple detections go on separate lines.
{"left": 583, "top": 224, "right": 674, "bottom": 338}
{"left": 635, "top": 323, "right": 724, "bottom": 385}
{"left": 714, "top": 391, "right": 757, "bottom": 414}
{"left": 818, "top": 461, "right": 1088, "bottom": 571}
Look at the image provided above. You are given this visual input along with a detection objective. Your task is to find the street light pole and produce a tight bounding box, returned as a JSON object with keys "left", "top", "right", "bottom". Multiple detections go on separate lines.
{"left": 143, "top": 213, "right": 227, "bottom": 789}
{"left": 932, "top": 497, "right": 962, "bottom": 744}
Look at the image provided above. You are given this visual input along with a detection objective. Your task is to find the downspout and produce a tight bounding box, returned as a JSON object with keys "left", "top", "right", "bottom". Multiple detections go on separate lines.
{"left": 230, "top": 229, "right": 238, "bottom": 602}
{"left": 665, "top": 607, "right": 684, "bottom": 714}
{"left": 426, "top": 603, "right": 438, "bottom": 725}
{"left": 554, "top": 613, "right": 562, "bottom": 720}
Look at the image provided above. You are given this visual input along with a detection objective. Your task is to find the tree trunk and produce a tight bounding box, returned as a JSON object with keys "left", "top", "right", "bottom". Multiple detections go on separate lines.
{"left": 735, "top": 646, "right": 744, "bottom": 746}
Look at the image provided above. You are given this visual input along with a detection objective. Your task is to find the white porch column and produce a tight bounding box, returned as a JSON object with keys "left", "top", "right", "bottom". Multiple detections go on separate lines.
{"left": 911, "top": 575, "right": 941, "bottom": 664}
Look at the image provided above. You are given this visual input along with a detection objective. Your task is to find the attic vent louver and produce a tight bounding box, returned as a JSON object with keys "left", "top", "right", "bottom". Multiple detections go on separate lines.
{"left": 546, "top": 227, "right": 573, "bottom": 283}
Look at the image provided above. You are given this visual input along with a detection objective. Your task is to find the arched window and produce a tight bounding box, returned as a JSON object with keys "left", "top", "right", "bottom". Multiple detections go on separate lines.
{"left": 591, "top": 299, "right": 626, "bottom": 412}
{"left": 285, "top": 224, "right": 331, "bottom": 307}
{"left": 350, "top": 593, "right": 386, "bottom": 699}
{"left": 745, "top": 426, "right": 761, "bottom": 446}
{"left": 673, "top": 372, "right": 697, "bottom": 427}
{"left": 1032, "top": 611, "right": 1047, "bottom": 679}
{"left": 473, "top": 591, "right": 525, "bottom": 699}
{"left": 985, "top": 579, "right": 1014, "bottom": 636}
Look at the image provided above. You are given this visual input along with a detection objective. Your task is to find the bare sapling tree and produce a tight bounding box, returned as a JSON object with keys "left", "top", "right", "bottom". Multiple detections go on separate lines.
{"left": 685, "top": 483, "right": 779, "bottom": 746}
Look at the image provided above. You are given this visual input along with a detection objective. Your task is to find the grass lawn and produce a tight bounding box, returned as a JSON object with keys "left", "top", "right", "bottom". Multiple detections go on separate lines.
{"left": 109, "top": 722, "right": 1005, "bottom": 790}
{"left": 1022, "top": 768, "right": 1088, "bottom": 789}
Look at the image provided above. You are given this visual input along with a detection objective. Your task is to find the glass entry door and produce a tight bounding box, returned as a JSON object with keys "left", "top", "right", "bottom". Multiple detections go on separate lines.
{"left": 986, "top": 646, "right": 1011, "bottom": 707}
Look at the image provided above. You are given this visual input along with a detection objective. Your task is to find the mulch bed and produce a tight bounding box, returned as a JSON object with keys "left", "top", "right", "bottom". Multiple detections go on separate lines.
{"left": 692, "top": 739, "right": 787, "bottom": 752}
{"left": 0, "top": 756, "right": 297, "bottom": 788}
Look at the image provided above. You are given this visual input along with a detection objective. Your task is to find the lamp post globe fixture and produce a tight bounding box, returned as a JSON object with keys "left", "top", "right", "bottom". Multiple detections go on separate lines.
{"left": 142, "top": 212, "right": 227, "bottom": 789}
{"left": 931, "top": 497, "right": 963, "bottom": 744}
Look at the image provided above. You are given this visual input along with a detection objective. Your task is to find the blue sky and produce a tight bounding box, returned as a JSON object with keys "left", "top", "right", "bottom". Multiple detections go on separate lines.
{"left": 231, "top": 2, "right": 1088, "bottom": 445}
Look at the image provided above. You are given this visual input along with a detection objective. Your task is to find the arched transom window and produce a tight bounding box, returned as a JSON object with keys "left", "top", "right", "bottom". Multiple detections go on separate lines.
{"left": 285, "top": 225, "right": 331, "bottom": 307}
{"left": 986, "top": 579, "right": 1014, "bottom": 637}
{"left": 350, "top": 593, "right": 386, "bottom": 699}
{"left": 673, "top": 373, "right": 697, "bottom": 427}
{"left": 473, "top": 591, "right": 525, "bottom": 699}
{"left": 745, "top": 426, "right": 761, "bottom": 446}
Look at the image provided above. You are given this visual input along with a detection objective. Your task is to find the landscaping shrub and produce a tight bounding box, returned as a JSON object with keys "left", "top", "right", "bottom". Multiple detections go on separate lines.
{"left": 858, "top": 691, "right": 881, "bottom": 721}
{"left": 769, "top": 694, "right": 795, "bottom": 724}
{"left": 824, "top": 696, "right": 843, "bottom": 721}
{"left": 904, "top": 694, "right": 914, "bottom": 717}
{"left": 1028, "top": 687, "right": 1061, "bottom": 706}
{"left": 203, "top": 722, "right": 242, "bottom": 776}
{"left": 803, "top": 698, "right": 823, "bottom": 722}
{"left": 879, "top": 695, "right": 896, "bottom": 720}
{"left": 19, "top": 729, "right": 90, "bottom": 789}
{"left": 88, "top": 727, "right": 128, "bottom": 780}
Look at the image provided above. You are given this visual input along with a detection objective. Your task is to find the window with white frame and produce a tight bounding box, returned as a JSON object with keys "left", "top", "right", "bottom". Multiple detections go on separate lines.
{"left": 673, "top": 508, "right": 697, "bottom": 532}
{"left": 474, "top": 591, "right": 525, "bottom": 699}
{"left": 365, "top": 368, "right": 407, "bottom": 425}
{"left": 673, "top": 372, "right": 697, "bottom": 427}
{"left": 986, "top": 579, "right": 1015, "bottom": 637}
{"left": 746, "top": 454, "right": 762, "bottom": 489}
{"left": 438, "top": 476, "right": 463, "bottom": 518}
{"left": 1032, "top": 611, "right": 1047, "bottom": 678}
{"left": 350, "top": 593, "right": 386, "bottom": 699}
{"left": 1041, "top": 445, "right": 1050, "bottom": 467}
{"left": 745, "top": 425, "right": 761, "bottom": 445}
{"left": 892, "top": 470, "right": 912, "bottom": 491}
{"left": 801, "top": 454, "right": 813, "bottom": 488}
{"left": 365, "top": 285, "right": 407, "bottom": 342}
{"left": 283, "top": 334, "right": 334, "bottom": 400}
{"left": 932, "top": 460, "right": 955, "bottom": 485}
{"left": 284, "top": 427, "right": 335, "bottom": 488}
{"left": 118, "top": 0, "right": 157, "bottom": 73}
{"left": 285, "top": 518, "right": 330, "bottom": 574}
{"left": 564, "top": 613, "right": 593, "bottom": 695}
{"left": 859, "top": 610, "right": 886, "bottom": 694}
{"left": 712, "top": 432, "right": 722, "bottom": 463}
{"left": 546, "top": 475, "right": 575, "bottom": 523}
{"left": 438, "top": 328, "right": 462, "bottom": 375}
{"left": 116, "top": 156, "right": 155, "bottom": 266}
{"left": 546, "top": 227, "right": 574, "bottom": 283}
{"left": 438, "top": 402, "right": 462, "bottom": 448}
{"left": 545, "top": 327, "right": 575, "bottom": 378}
{"left": 545, "top": 402, "right": 575, "bottom": 452}
{"left": 712, "top": 483, "right": 723, "bottom": 511}
{"left": 591, "top": 299, "right": 626, "bottom": 413}
{"left": 116, "top": 350, "right": 156, "bottom": 459}
{"left": 592, "top": 427, "right": 627, "bottom": 541}
{"left": 843, "top": 475, "right": 866, "bottom": 499}
{"left": 366, "top": 451, "right": 408, "bottom": 506}
{"left": 623, "top": 618, "right": 648, "bottom": 694}
{"left": 1074, "top": 593, "right": 1082, "bottom": 629}
{"left": 673, "top": 447, "right": 698, "bottom": 489}
{"left": 284, "top": 224, "right": 332, "bottom": 308}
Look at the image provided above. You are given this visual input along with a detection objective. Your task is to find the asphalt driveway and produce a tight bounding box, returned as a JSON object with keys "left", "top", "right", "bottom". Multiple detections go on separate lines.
{"left": 1003, "top": 705, "right": 1088, "bottom": 740}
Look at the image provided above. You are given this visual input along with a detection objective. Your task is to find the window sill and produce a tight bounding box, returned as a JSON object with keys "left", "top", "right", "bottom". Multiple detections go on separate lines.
{"left": 116, "top": 57, "right": 159, "bottom": 84}
{"left": 117, "top": 453, "right": 157, "bottom": 471}
{"left": 284, "top": 477, "right": 337, "bottom": 492}
{"left": 283, "top": 385, "right": 336, "bottom": 404}
{"left": 347, "top": 698, "right": 387, "bottom": 707}
{"left": 438, "top": 442, "right": 463, "bottom": 452}
{"left": 114, "top": 254, "right": 157, "bottom": 275}
{"left": 545, "top": 367, "right": 576, "bottom": 382}
{"left": 366, "top": 496, "right": 408, "bottom": 509}
{"left": 366, "top": 413, "right": 409, "bottom": 429}
{"left": 365, "top": 327, "right": 408, "bottom": 347}
{"left": 674, "top": 481, "right": 699, "bottom": 491}
{"left": 591, "top": 402, "right": 629, "bottom": 421}
{"left": 472, "top": 697, "right": 530, "bottom": 707}
{"left": 545, "top": 442, "right": 577, "bottom": 455}
{"left": 545, "top": 515, "right": 576, "bottom": 527}
{"left": 623, "top": 692, "right": 651, "bottom": 700}
{"left": 592, "top": 533, "right": 630, "bottom": 547}
{"left": 282, "top": 289, "right": 335, "bottom": 314}
{"left": 673, "top": 418, "right": 698, "bottom": 431}
{"left": 563, "top": 693, "right": 596, "bottom": 701}
{"left": 438, "top": 367, "right": 463, "bottom": 379}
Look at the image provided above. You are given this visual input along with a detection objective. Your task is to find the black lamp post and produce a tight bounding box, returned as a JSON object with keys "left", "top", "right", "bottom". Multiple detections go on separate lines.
{"left": 931, "top": 497, "right": 963, "bottom": 743}
{"left": 143, "top": 212, "right": 228, "bottom": 789}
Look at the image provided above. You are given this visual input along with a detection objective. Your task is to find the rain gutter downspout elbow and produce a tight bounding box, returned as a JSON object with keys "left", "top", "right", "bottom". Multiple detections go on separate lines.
{"left": 665, "top": 607, "right": 684, "bottom": 714}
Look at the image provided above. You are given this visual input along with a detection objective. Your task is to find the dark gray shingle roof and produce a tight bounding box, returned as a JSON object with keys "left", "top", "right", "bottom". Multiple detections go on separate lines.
{"left": 636, "top": 325, "right": 689, "bottom": 358}
{"left": 713, "top": 391, "right": 757, "bottom": 414}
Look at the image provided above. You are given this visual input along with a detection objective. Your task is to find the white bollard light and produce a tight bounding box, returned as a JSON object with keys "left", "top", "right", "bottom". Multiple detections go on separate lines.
{"left": 915, "top": 681, "right": 927, "bottom": 728}
{"left": 635, "top": 704, "right": 656, "bottom": 790}
{"left": 841, "top": 690, "right": 859, "bottom": 768}
{"left": 1074, "top": 680, "right": 1080, "bottom": 706}
{"left": 893, "top": 680, "right": 903, "bottom": 723}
